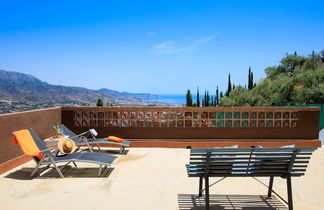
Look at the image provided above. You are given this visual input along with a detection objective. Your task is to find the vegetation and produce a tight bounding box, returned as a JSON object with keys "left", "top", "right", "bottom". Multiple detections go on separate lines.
{"left": 225, "top": 73, "right": 232, "bottom": 96}
{"left": 96, "top": 98, "right": 103, "bottom": 106}
{"left": 215, "top": 86, "right": 219, "bottom": 105}
{"left": 186, "top": 89, "right": 193, "bottom": 106}
{"left": 185, "top": 50, "right": 324, "bottom": 107}
{"left": 220, "top": 51, "right": 324, "bottom": 106}
{"left": 248, "top": 66, "right": 254, "bottom": 90}
{"left": 196, "top": 88, "right": 200, "bottom": 107}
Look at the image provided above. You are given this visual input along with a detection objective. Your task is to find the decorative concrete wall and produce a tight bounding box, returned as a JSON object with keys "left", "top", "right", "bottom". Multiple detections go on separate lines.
{"left": 62, "top": 107, "right": 320, "bottom": 139}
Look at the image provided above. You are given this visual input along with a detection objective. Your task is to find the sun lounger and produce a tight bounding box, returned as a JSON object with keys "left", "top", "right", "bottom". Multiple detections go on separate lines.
{"left": 54, "top": 124, "right": 130, "bottom": 153}
{"left": 13, "top": 128, "right": 117, "bottom": 178}
{"left": 186, "top": 147, "right": 317, "bottom": 210}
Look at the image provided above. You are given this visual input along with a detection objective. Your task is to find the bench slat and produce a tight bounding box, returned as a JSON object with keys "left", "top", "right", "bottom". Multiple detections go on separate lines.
{"left": 190, "top": 156, "right": 310, "bottom": 161}
{"left": 187, "top": 173, "right": 305, "bottom": 177}
{"left": 190, "top": 152, "right": 313, "bottom": 156}
{"left": 187, "top": 147, "right": 316, "bottom": 178}
{"left": 190, "top": 160, "right": 309, "bottom": 164}
{"left": 191, "top": 148, "right": 317, "bottom": 153}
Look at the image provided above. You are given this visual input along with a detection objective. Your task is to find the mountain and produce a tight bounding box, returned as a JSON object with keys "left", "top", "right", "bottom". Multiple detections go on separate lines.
{"left": 0, "top": 69, "right": 171, "bottom": 113}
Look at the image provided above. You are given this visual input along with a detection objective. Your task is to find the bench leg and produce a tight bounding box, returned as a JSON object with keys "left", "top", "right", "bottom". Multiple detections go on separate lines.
{"left": 204, "top": 176, "right": 210, "bottom": 210}
{"left": 267, "top": 176, "right": 274, "bottom": 198}
{"left": 199, "top": 176, "right": 203, "bottom": 197}
{"left": 287, "top": 176, "right": 293, "bottom": 210}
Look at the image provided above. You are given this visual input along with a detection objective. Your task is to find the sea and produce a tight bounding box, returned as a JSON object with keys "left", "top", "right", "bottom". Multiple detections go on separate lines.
{"left": 145, "top": 94, "right": 203, "bottom": 106}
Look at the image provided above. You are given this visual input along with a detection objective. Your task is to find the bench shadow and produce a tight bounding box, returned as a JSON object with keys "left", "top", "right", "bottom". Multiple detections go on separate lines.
{"left": 4, "top": 166, "right": 114, "bottom": 179}
{"left": 178, "top": 194, "right": 288, "bottom": 210}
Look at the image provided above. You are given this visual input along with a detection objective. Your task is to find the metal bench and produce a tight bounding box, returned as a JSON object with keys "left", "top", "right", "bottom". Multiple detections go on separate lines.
{"left": 186, "top": 147, "right": 317, "bottom": 210}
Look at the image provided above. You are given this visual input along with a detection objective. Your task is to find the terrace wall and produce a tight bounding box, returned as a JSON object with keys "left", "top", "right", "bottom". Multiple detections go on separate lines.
{"left": 61, "top": 107, "right": 320, "bottom": 140}
{"left": 0, "top": 107, "right": 61, "bottom": 172}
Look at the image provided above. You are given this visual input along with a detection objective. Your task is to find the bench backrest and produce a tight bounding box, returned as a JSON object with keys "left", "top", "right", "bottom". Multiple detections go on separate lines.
{"left": 187, "top": 147, "right": 317, "bottom": 177}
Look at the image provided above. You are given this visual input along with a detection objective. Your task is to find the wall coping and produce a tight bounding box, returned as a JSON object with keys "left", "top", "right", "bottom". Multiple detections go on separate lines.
{"left": 61, "top": 106, "right": 320, "bottom": 112}
{"left": 0, "top": 106, "right": 62, "bottom": 117}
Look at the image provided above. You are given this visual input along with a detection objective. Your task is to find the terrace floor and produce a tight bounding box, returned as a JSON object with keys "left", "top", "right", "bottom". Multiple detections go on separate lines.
{"left": 1, "top": 143, "right": 324, "bottom": 210}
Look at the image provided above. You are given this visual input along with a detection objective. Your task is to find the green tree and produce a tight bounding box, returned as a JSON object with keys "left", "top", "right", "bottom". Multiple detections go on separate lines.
{"left": 196, "top": 87, "right": 200, "bottom": 107}
{"left": 206, "top": 90, "right": 210, "bottom": 106}
{"left": 280, "top": 53, "right": 307, "bottom": 75}
{"left": 96, "top": 98, "right": 103, "bottom": 106}
{"left": 216, "top": 86, "right": 219, "bottom": 105}
{"left": 226, "top": 73, "right": 232, "bottom": 96}
{"left": 220, "top": 86, "right": 257, "bottom": 107}
{"left": 186, "top": 89, "right": 193, "bottom": 107}
{"left": 248, "top": 66, "right": 254, "bottom": 90}
{"left": 320, "top": 50, "right": 324, "bottom": 62}
{"left": 248, "top": 66, "right": 251, "bottom": 90}
{"left": 202, "top": 95, "right": 205, "bottom": 107}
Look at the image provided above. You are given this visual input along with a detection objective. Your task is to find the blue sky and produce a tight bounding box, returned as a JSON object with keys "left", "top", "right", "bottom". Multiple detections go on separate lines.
{"left": 0, "top": 0, "right": 323, "bottom": 94}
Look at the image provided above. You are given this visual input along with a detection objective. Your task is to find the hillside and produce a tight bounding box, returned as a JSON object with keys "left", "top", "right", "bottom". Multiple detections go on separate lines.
{"left": 0, "top": 69, "right": 169, "bottom": 113}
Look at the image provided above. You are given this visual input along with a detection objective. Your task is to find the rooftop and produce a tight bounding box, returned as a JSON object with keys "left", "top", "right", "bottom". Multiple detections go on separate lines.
{"left": 1, "top": 146, "right": 324, "bottom": 210}
{"left": 0, "top": 106, "right": 322, "bottom": 209}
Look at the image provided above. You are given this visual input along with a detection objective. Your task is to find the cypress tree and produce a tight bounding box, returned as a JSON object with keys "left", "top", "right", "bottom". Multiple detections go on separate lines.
{"left": 210, "top": 96, "right": 214, "bottom": 106}
{"left": 202, "top": 94, "right": 205, "bottom": 107}
{"left": 196, "top": 87, "right": 200, "bottom": 107}
{"left": 311, "top": 50, "right": 315, "bottom": 58}
{"left": 206, "top": 90, "right": 210, "bottom": 106}
{"left": 250, "top": 72, "right": 254, "bottom": 89}
{"left": 226, "top": 73, "right": 232, "bottom": 96}
{"left": 248, "top": 67, "right": 254, "bottom": 90}
{"left": 220, "top": 91, "right": 223, "bottom": 99}
{"left": 216, "top": 86, "right": 219, "bottom": 105}
{"left": 186, "top": 89, "right": 193, "bottom": 107}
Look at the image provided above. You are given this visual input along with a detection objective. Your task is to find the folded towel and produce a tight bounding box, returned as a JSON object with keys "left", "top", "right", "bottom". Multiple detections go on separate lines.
{"left": 107, "top": 136, "right": 124, "bottom": 143}
{"left": 12, "top": 130, "right": 43, "bottom": 159}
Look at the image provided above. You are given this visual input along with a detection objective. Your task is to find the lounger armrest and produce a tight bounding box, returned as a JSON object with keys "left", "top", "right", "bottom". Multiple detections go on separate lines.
{"left": 70, "top": 131, "right": 90, "bottom": 142}
{"left": 39, "top": 148, "right": 52, "bottom": 153}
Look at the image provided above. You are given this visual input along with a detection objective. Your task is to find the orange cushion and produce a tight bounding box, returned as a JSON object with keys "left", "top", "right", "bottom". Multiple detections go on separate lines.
{"left": 107, "top": 136, "right": 124, "bottom": 143}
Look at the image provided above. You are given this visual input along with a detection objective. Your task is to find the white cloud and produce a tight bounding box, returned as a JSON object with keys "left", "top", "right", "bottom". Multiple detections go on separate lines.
{"left": 151, "top": 35, "right": 215, "bottom": 54}
{"left": 146, "top": 32, "right": 156, "bottom": 38}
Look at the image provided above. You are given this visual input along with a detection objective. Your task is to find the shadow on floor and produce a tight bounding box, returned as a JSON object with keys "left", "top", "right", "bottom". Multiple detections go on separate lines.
{"left": 178, "top": 194, "right": 287, "bottom": 210}
{"left": 82, "top": 148, "right": 129, "bottom": 155}
{"left": 4, "top": 165, "right": 114, "bottom": 179}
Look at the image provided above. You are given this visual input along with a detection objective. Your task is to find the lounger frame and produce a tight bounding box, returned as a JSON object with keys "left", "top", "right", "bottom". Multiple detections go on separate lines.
{"left": 54, "top": 124, "right": 130, "bottom": 154}
{"left": 27, "top": 129, "right": 116, "bottom": 178}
